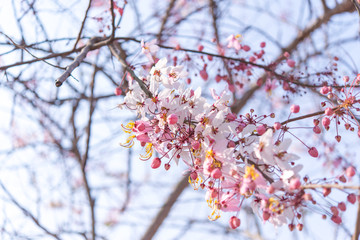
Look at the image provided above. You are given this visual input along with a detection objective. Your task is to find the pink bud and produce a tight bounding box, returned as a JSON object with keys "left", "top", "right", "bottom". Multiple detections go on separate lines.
{"left": 322, "top": 117, "right": 330, "bottom": 128}
{"left": 323, "top": 188, "right": 331, "bottom": 197}
{"left": 308, "top": 147, "right": 318, "bottom": 158}
{"left": 200, "top": 69, "right": 208, "bottom": 81}
{"left": 320, "top": 86, "right": 330, "bottom": 95}
{"left": 151, "top": 157, "right": 161, "bottom": 169}
{"left": 227, "top": 141, "right": 236, "bottom": 148}
{"left": 284, "top": 52, "right": 290, "bottom": 58}
{"left": 267, "top": 185, "right": 275, "bottom": 194}
{"left": 288, "top": 224, "right": 295, "bottom": 231}
{"left": 256, "top": 125, "right": 266, "bottom": 135}
{"left": 297, "top": 223, "right": 303, "bottom": 231}
{"left": 114, "top": 87, "right": 122, "bottom": 96}
{"left": 260, "top": 42, "right": 266, "bottom": 48}
{"left": 331, "top": 215, "right": 342, "bottom": 224}
{"left": 347, "top": 193, "right": 357, "bottom": 204}
{"left": 167, "top": 114, "right": 178, "bottom": 125}
{"left": 190, "top": 171, "right": 198, "bottom": 180}
{"left": 273, "top": 122, "right": 281, "bottom": 130}
{"left": 242, "top": 45, "right": 250, "bottom": 52}
{"left": 325, "top": 107, "right": 333, "bottom": 116}
{"left": 346, "top": 166, "right": 356, "bottom": 178}
{"left": 191, "top": 141, "right": 200, "bottom": 150}
{"left": 229, "top": 216, "right": 241, "bottom": 229}
{"left": 198, "top": 45, "right": 204, "bottom": 51}
{"left": 313, "top": 125, "right": 321, "bottom": 134}
{"left": 338, "top": 175, "right": 347, "bottom": 183}
{"left": 338, "top": 202, "right": 346, "bottom": 212}
{"left": 335, "top": 135, "right": 341, "bottom": 143}
{"left": 263, "top": 211, "right": 270, "bottom": 221}
{"left": 330, "top": 206, "right": 339, "bottom": 216}
{"left": 209, "top": 188, "right": 218, "bottom": 198}
{"left": 343, "top": 76, "right": 349, "bottom": 82}
{"left": 289, "top": 178, "right": 301, "bottom": 190}
{"left": 249, "top": 56, "right": 256, "bottom": 62}
{"left": 211, "top": 168, "right": 222, "bottom": 179}
{"left": 164, "top": 163, "right": 171, "bottom": 170}
{"left": 287, "top": 59, "right": 295, "bottom": 68}
{"left": 290, "top": 104, "right": 300, "bottom": 113}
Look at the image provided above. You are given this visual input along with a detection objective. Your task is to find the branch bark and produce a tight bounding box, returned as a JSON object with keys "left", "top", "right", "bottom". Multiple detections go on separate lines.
{"left": 141, "top": 174, "right": 189, "bottom": 240}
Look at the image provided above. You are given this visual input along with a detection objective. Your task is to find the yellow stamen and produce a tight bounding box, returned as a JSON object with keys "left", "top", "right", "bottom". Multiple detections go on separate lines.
{"left": 188, "top": 175, "right": 203, "bottom": 190}
{"left": 140, "top": 143, "right": 153, "bottom": 160}
{"left": 235, "top": 34, "right": 242, "bottom": 40}
{"left": 244, "top": 165, "right": 259, "bottom": 180}
{"left": 121, "top": 121, "right": 135, "bottom": 133}
{"left": 120, "top": 135, "right": 136, "bottom": 148}
{"left": 207, "top": 198, "right": 221, "bottom": 221}
{"left": 268, "top": 197, "right": 284, "bottom": 213}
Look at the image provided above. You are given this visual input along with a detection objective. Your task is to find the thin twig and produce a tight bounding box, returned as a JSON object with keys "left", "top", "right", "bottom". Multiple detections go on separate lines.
{"left": 0, "top": 182, "right": 62, "bottom": 240}
{"left": 72, "top": 0, "right": 93, "bottom": 50}
{"left": 108, "top": 41, "right": 153, "bottom": 98}
{"left": 157, "top": 0, "right": 177, "bottom": 43}
{"left": 55, "top": 37, "right": 103, "bottom": 87}
{"left": 353, "top": 190, "right": 360, "bottom": 240}
{"left": 141, "top": 174, "right": 189, "bottom": 240}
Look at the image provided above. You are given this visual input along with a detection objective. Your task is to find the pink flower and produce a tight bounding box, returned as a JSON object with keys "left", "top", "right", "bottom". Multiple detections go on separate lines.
{"left": 141, "top": 39, "right": 159, "bottom": 63}
{"left": 289, "top": 178, "right": 301, "bottom": 190}
{"left": 226, "top": 34, "right": 242, "bottom": 51}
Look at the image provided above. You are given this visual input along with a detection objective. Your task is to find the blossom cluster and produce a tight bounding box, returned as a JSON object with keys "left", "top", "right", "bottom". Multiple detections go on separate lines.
{"left": 118, "top": 58, "right": 337, "bottom": 229}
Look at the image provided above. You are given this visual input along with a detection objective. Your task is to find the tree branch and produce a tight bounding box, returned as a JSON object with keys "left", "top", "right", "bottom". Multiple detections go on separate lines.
{"left": 141, "top": 174, "right": 189, "bottom": 240}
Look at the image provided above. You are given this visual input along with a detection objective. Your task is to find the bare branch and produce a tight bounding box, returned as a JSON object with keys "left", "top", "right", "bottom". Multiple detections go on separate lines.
{"left": 108, "top": 41, "right": 153, "bottom": 98}
{"left": 141, "top": 174, "right": 189, "bottom": 240}
{"left": 55, "top": 36, "right": 104, "bottom": 87}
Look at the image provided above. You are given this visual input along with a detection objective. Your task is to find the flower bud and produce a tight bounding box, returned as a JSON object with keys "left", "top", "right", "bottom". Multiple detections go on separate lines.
{"left": 287, "top": 59, "right": 295, "bottom": 68}
{"left": 290, "top": 104, "right": 300, "bottom": 113}
{"left": 346, "top": 166, "right": 356, "bottom": 178}
{"left": 289, "top": 178, "right": 301, "bottom": 190}
{"left": 308, "top": 147, "right": 318, "bottom": 158}
{"left": 167, "top": 114, "right": 178, "bottom": 125}
{"left": 229, "top": 216, "right": 241, "bottom": 229}
{"left": 325, "top": 107, "right": 333, "bottom": 116}
{"left": 256, "top": 125, "right": 266, "bottom": 135}
{"left": 151, "top": 157, "right": 161, "bottom": 169}
{"left": 114, "top": 87, "right": 122, "bottom": 96}
{"left": 331, "top": 215, "right": 342, "bottom": 224}
{"left": 313, "top": 125, "right": 321, "bottom": 134}
{"left": 322, "top": 117, "right": 330, "bottom": 127}
{"left": 347, "top": 193, "right": 356, "bottom": 204}
{"left": 338, "top": 202, "right": 346, "bottom": 212}
{"left": 211, "top": 168, "right": 222, "bottom": 179}
{"left": 190, "top": 171, "right": 198, "bottom": 180}
{"left": 263, "top": 211, "right": 270, "bottom": 221}
{"left": 273, "top": 122, "right": 281, "bottom": 130}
